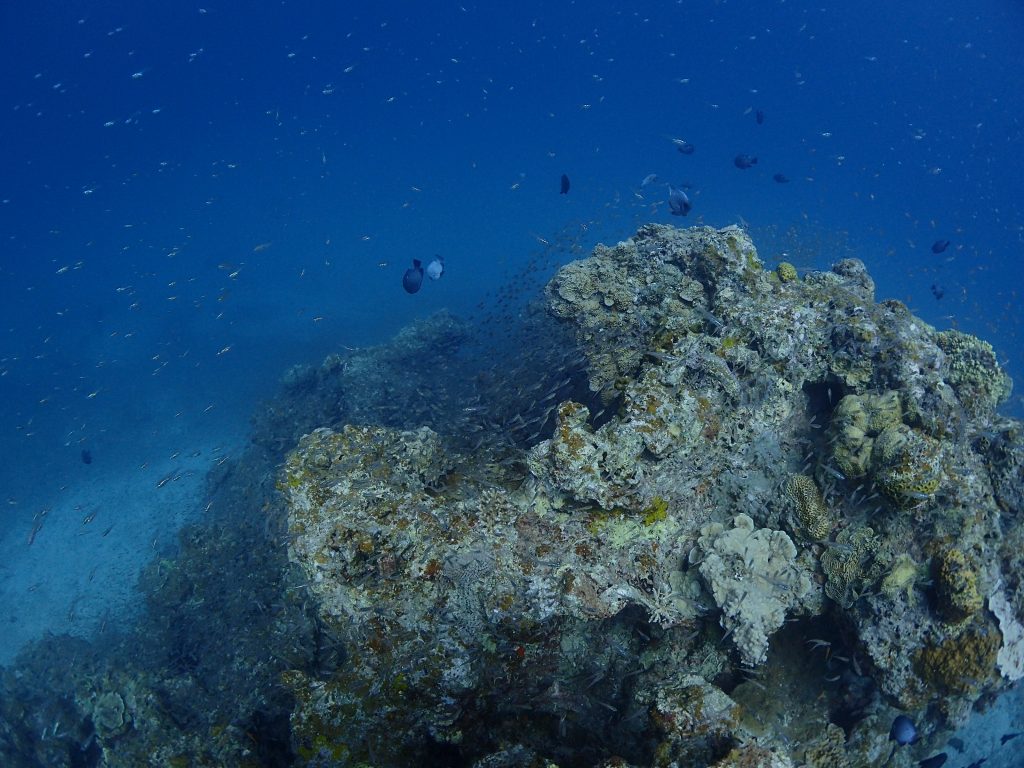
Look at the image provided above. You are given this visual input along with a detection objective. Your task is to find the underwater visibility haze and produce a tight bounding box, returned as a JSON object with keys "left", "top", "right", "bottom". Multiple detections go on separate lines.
{"left": 1, "top": 1, "right": 1023, "bottom": 766}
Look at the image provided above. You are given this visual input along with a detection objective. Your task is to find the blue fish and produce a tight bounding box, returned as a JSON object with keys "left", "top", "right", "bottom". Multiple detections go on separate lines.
{"left": 402, "top": 259, "right": 424, "bottom": 294}
{"left": 560, "top": 174, "right": 570, "bottom": 194}
{"left": 931, "top": 239, "right": 950, "bottom": 254}
{"left": 890, "top": 715, "right": 918, "bottom": 746}
{"left": 919, "top": 754, "right": 947, "bottom": 768}
{"left": 734, "top": 153, "right": 758, "bottom": 169}
{"left": 668, "top": 185, "right": 692, "bottom": 216}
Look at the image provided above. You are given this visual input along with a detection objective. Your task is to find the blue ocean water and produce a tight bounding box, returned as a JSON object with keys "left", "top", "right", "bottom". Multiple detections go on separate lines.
{"left": 0, "top": 0, "right": 1022, "bottom": 763}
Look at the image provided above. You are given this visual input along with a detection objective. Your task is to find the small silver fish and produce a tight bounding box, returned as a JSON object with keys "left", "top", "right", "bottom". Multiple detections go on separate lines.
{"left": 640, "top": 173, "right": 659, "bottom": 188}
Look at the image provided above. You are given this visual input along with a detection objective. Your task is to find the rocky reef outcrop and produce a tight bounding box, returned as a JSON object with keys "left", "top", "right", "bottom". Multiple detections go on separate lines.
{"left": 277, "top": 223, "right": 1022, "bottom": 766}
{"left": 1, "top": 223, "right": 1020, "bottom": 768}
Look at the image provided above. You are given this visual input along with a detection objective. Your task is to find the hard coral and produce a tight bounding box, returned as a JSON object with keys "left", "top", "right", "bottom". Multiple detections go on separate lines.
{"left": 934, "top": 548, "right": 983, "bottom": 622}
{"left": 937, "top": 329, "right": 1013, "bottom": 416}
{"left": 691, "top": 514, "right": 817, "bottom": 666}
{"left": 784, "top": 474, "right": 835, "bottom": 540}
{"left": 989, "top": 586, "right": 1024, "bottom": 681}
{"left": 870, "top": 424, "right": 944, "bottom": 505}
{"left": 915, "top": 622, "right": 1000, "bottom": 695}
{"left": 775, "top": 262, "right": 799, "bottom": 283}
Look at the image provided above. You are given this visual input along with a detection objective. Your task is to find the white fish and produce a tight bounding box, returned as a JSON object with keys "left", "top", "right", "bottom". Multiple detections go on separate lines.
{"left": 426, "top": 255, "right": 444, "bottom": 280}
{"left": 640, "top": 173, "right": 658, "bottom": 188}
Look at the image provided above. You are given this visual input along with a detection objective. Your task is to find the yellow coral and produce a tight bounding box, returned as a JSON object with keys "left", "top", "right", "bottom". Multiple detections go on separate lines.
{"left": 881, "top": 554, "right": 920, "bottom": 602}
{"left": 934, "top": 548, "right": 983, "bottom": 621}
{"left": 937, "top": 329, "right": 1013, "bottom": 415}
{"left": 776, "top": 262, "right": 798, "bottom": 282}
{"left": 642, "top": 495, "right": 670, "bottom": 525}
{"left": 785, "top": 474, "right": 834, "bottom": 539}
{"left": 916, "top": 623, "right": 1000, "bottom": 694}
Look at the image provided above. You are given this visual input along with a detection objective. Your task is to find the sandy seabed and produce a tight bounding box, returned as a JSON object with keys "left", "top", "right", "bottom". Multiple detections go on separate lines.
{"left": 0, "top": 427, "right": 245, "bottom": 667}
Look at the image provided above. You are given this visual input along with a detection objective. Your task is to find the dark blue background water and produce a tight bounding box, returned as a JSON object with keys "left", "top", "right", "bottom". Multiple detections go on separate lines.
{"left": 2, "top": 0, "right": 1022, "bottom": 510}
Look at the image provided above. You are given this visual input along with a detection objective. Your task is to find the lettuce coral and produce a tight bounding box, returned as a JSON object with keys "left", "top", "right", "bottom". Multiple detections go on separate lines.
{"left": 691, "top": 514, "right": 818, "bottom": 666}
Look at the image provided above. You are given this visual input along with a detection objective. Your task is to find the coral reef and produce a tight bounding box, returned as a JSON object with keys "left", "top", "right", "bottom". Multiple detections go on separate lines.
{"left": 989, "top": 584, "right": 1024, "bottom": 681}
{"left": 936, "top": 329, "right": 1013, "bottom": 416}
{"left": 691, "top": 514, "right": 818, "bottom": 666}
{"left": 0, "top": 222, "right": 1020, "bottom": 768}
{"left": 783, "top": 474, "right": 835, "bottom": 540}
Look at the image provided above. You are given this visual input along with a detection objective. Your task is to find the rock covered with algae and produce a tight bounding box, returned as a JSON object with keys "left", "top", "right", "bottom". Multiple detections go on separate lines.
{"left": 278, "top": 223, "right": 1022, "bottom": 767}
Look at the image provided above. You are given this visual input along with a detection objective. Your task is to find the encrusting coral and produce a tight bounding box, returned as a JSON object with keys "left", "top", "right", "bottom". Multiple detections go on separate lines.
{"left": 933, "top": 548, "right": 983, "bottom": 622}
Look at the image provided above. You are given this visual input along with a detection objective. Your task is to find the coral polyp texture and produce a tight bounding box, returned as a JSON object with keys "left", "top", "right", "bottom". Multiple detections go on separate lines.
{"left": 1, "top": 223, "right": 1020, "bottom": 768}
